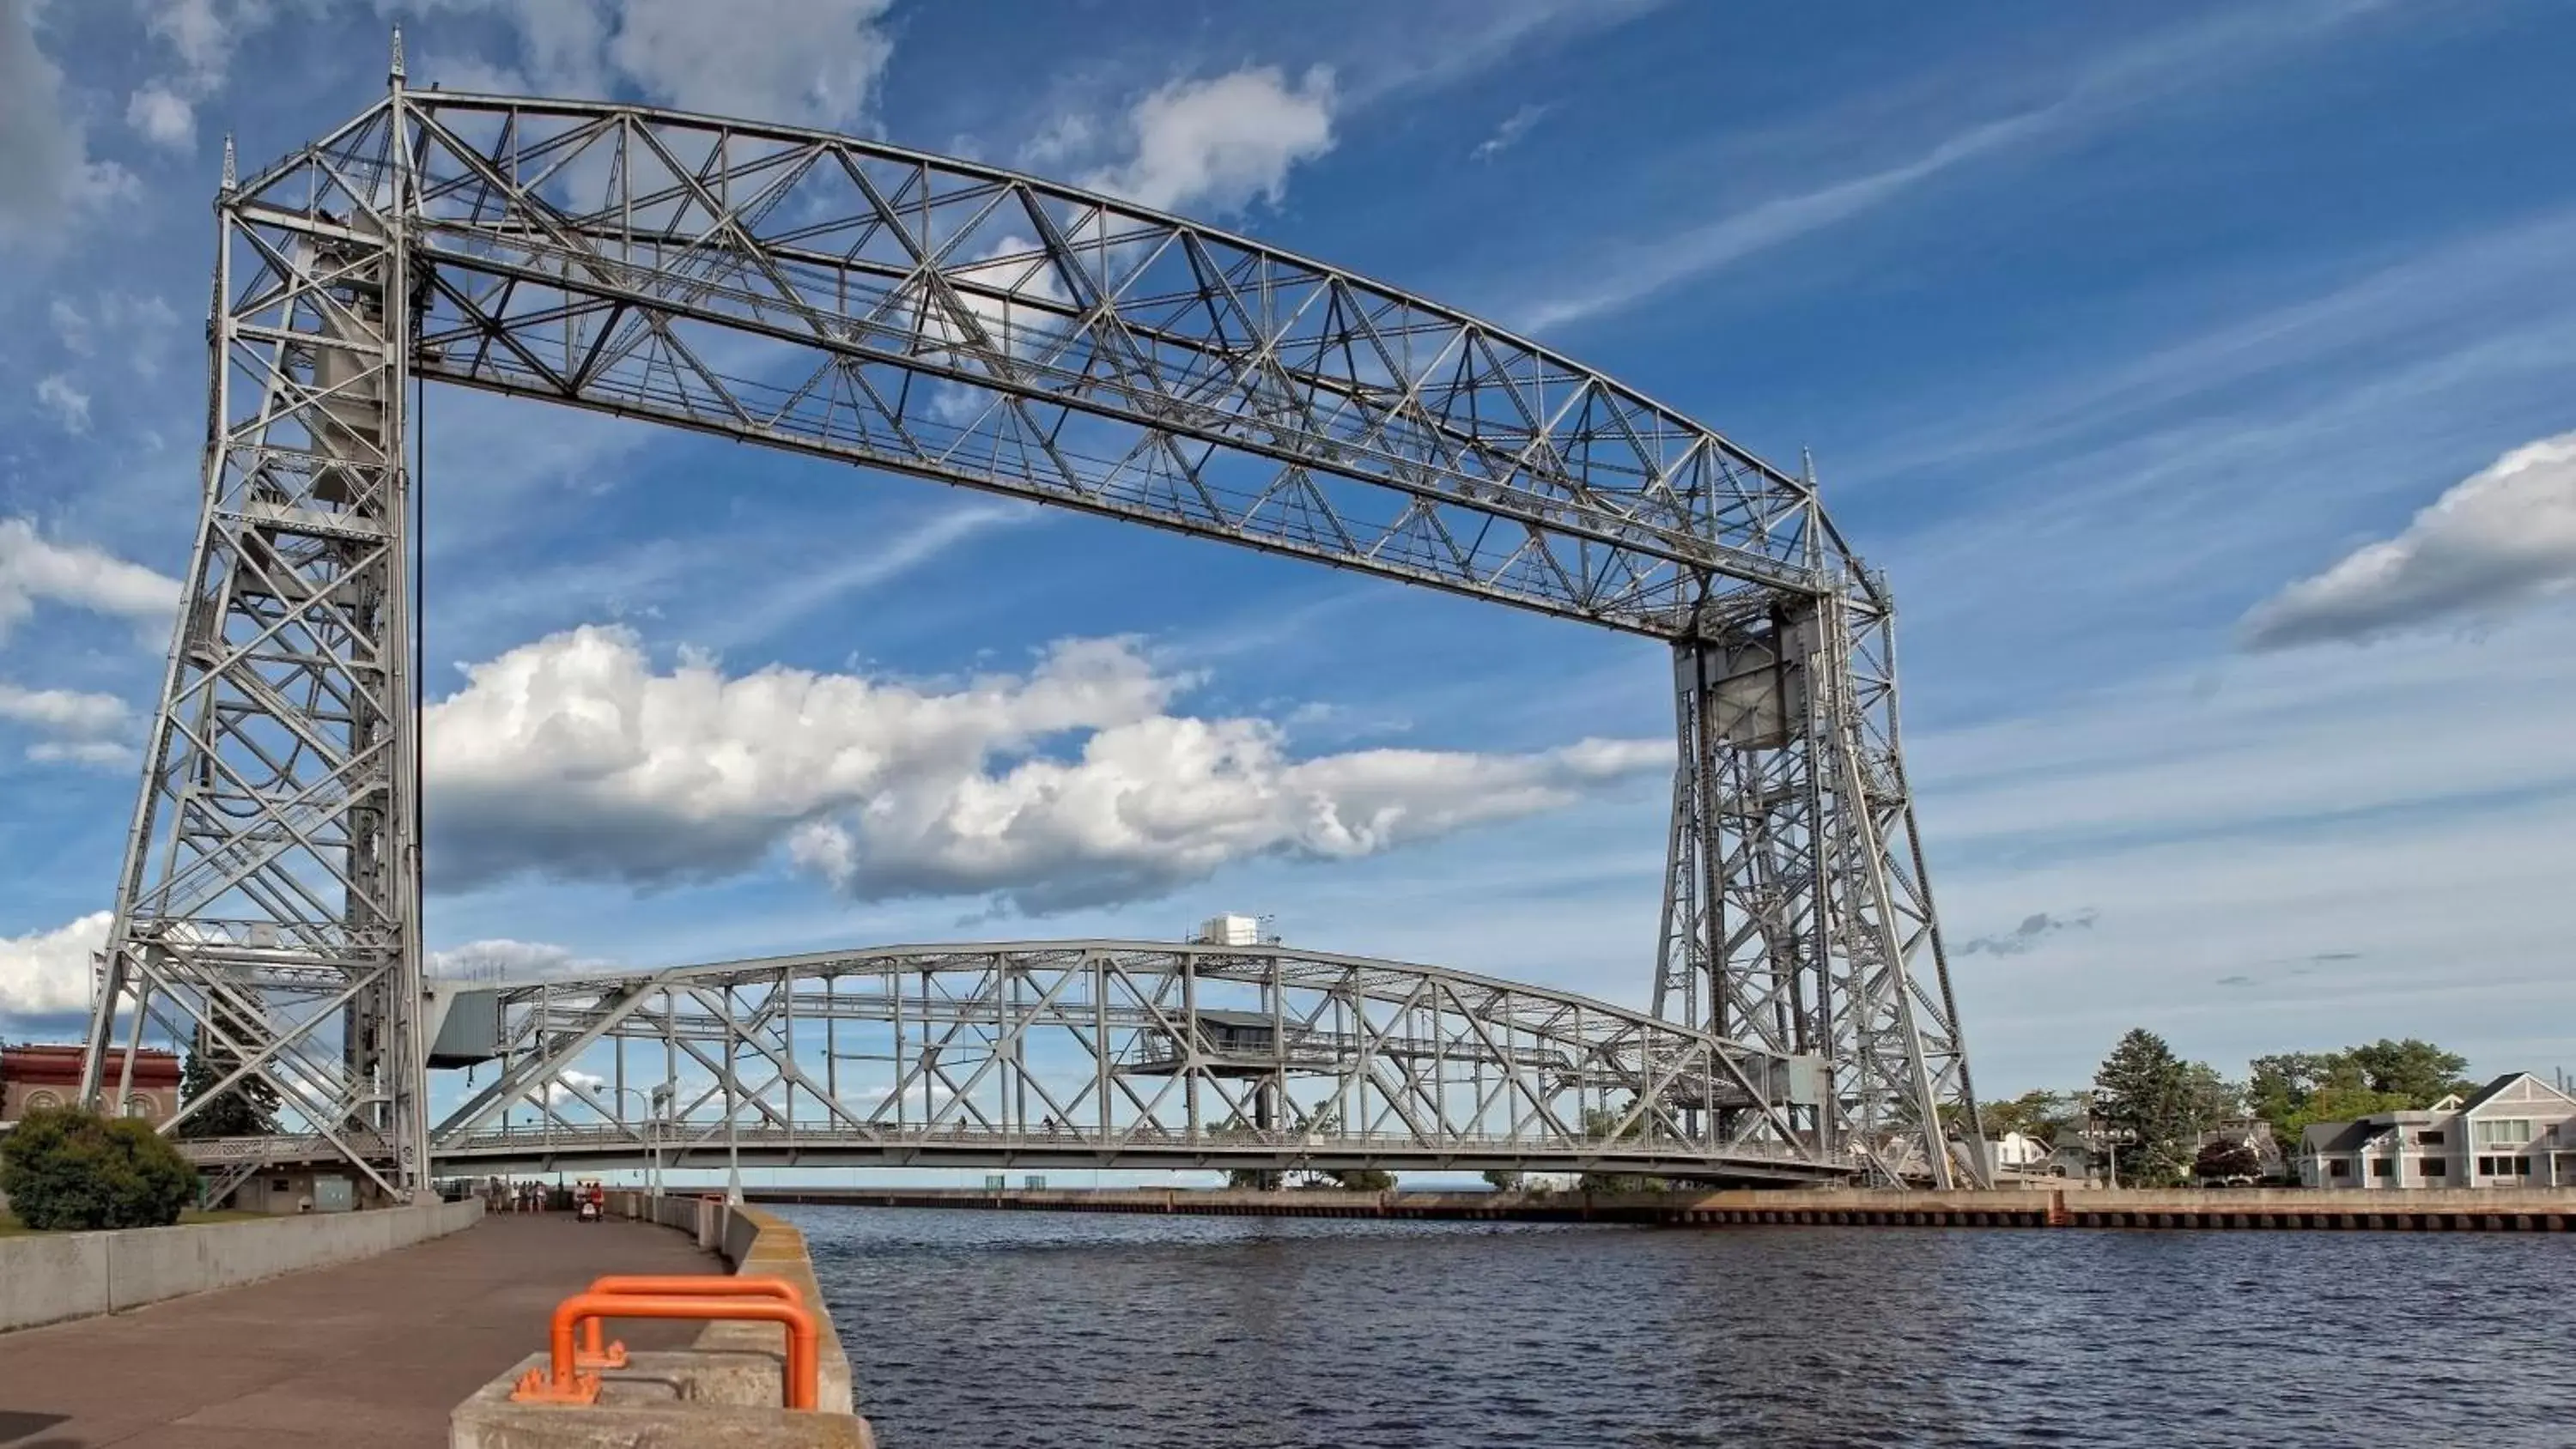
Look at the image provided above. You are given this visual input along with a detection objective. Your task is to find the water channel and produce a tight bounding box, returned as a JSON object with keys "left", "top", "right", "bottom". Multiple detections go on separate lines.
{"left": 782, "top": 1204, "right": 2570, "bottom": 1447}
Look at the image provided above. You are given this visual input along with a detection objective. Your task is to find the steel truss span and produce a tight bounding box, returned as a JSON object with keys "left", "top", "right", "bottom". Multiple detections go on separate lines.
{"left": 83, "top": 44, "right": 1985, "bottom": 1193}
{"left": 202, "top": 943, "right": 1853, "bottom": 1186}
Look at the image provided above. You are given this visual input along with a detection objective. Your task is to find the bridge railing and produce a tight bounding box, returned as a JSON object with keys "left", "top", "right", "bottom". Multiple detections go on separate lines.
{"left": 428, "top": 1119, "right": 1842, "bottom": 1169}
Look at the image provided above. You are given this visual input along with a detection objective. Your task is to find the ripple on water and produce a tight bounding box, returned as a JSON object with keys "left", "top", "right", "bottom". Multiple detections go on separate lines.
{"left": 780, "top": 1206, "right": 2576, "bottom": 1449}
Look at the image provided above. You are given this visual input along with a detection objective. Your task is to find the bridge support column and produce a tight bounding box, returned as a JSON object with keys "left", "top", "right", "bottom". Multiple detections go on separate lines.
{"left": 1655, "top": 588, "right": 1986, "bottom": 1187}
{"left": 81, "top": 65, "right": 431, "bottom": 1199}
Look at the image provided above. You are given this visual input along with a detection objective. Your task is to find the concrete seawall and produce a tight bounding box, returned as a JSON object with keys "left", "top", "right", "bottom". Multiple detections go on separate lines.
{"left": 0, "top": 1197, "right": 485, "bottom": 1333}
{"left": 749, "top": 1184, "right": 2576, "bottom": 1232}
{"left": 452, "top": 1194, "right": 872, "bottom": 1448}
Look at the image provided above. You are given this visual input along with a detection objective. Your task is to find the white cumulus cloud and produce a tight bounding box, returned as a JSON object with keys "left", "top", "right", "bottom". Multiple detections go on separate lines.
{"left": 0, "top": 910, "right": 106, "bottom": 1017}
{"left": 423, "top": 626, "right": 1663, "bottom": 912}
{"left": 126, "top": 84, "right": 196, "bottom": 149}
{"left": 0, "top": 682, "right": 129, "bottom": 737}
{"left": 1078, "top": 66, "right": 1338, "bottom": 215}
{"left": 419, "top": 0, "right": 896, "bottom": 131}
{"left": 26, "top": 739, "right": 137, "bottom": 769}
{"left": 2242, "top": 430, "right": 2576, "bottom": 650}
{"left": 0, "top": 518, "right": 185, "bottom": 642}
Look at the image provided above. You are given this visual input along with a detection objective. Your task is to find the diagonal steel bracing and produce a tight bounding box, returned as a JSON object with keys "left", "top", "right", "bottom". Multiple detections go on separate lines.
{"left": 88, "top": 49, "right": 1984, "bottom": 1190}
{"left": 381, "top": 943, "right": 1844, "bottom": 1183}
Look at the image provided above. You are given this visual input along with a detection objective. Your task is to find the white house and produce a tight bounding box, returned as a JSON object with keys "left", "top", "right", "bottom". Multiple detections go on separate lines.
{"left": 2298, "top": 1072, "right": 2576, "bottom": 1190}
{"left": 1985, "top": 1131, "right": 2053, "bottom": 1173}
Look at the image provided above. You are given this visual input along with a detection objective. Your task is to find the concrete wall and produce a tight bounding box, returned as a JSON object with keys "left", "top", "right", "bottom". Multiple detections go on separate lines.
{"left": 453, "top": 1194, "right": 872, "bottom": 1448}
{"left": 1, "top": 1197, "right": 483, "bottom": 1334}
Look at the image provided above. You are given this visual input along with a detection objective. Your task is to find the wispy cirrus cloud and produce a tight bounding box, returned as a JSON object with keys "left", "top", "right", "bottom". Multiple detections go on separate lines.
{"left": 1512, "top": 0, "right": 2391, "bottom": 332}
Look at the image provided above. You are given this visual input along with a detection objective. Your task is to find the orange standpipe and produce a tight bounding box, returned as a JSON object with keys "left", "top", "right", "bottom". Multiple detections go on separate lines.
{"left": 510, "top": 1288, "right": 820, "bottom": 1410}
{"left": 574, "top": 1276, "right": 807, "bottom": 1368}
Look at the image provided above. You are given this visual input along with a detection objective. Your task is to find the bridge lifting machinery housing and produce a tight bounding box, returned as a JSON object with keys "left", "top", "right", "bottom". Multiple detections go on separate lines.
{"left": 80, "top": 39, "right": 1986, "bottom": 1197}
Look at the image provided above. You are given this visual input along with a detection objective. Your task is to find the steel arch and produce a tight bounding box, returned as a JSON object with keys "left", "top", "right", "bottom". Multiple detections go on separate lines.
{"left": 86, "top": 45, "right": 1984, "bottom": 1194}
{"left": 404, "top": 943, "right": 1847, "bottom": 1184}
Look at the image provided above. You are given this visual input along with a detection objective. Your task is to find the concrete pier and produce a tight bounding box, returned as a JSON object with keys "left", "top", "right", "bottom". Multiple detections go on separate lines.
{"left": 0, "top": 1215, "right": 714, "bottom": 1448}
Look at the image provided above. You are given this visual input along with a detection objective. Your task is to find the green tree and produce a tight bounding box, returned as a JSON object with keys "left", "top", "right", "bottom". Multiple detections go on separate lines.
{"left": 2182, "top": 1063, "right": 2244, "bottom": 1126}
{"left": 2093, "top": 1029, "right": 2203, "bottom": 1187}
{"left": 1979, "top": 1089, "right": 2081, "bottom": 1145}
{"left": 1577, "top": 1100, "right": 1665, "bottom": 1193}
{"left": 2346, "top": 1039, "right": 2475, "bottom": 1105}
{"left": 1480, "top": 1169, "right": 1524, "bottom": 1192}
{"left": 176, "top": 1002, "right": 282, "bottom": 1139}
{"left": 0, "top": 1105, "right": 197, "bottom": 1230}
{"left": 2247, "top": 1040, "right": 2472, "bottom": 1150}
{"left": 1326, "top": 1168, "right": 1395, "bottom": 1191}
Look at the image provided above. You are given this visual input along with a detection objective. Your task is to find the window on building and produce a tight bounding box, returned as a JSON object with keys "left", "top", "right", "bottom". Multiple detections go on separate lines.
{"left": 2371, "top": 1158, "right": 2394, "bottom": 1177}
{"left": 2328, "top": 1160, "right": 2350, "bottom": 1178}
{"left": 25, "top": 1090, "right": 60, "bottom": 1112}
{"left": 2417, "top": 1131, "right": 2445, "bottom": 1146}
{"left": 2419, "top": 1158, "right": 2446, "bottom": 1177}
{"left": 123, "top": 1095, "right": 152, "bottom": 1119}
{"left": 2511, "top": 1155, "right": 2534, "bottom": 1177}
{"left": 2474, "top": 1119, "right": 2535, "bottom": 1147}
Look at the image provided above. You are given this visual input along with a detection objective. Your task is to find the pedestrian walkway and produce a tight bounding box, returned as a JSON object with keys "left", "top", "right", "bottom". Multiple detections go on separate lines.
{"left": 0, "top": 1213, "right": 715, "bottom": 1448}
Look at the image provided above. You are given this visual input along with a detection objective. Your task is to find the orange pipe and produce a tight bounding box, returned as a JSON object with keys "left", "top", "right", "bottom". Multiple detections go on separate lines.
{"left": 577, "top": 1276, "right": 805, "bottom": 1363}
{"left": 531, "top": 1294, "right": 820, "bottom": 1410}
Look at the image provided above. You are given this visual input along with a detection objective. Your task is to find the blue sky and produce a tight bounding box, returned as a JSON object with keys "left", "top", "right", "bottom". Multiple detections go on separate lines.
{"left": 4, "top": 0, "right": 2575, "bottom": 1099}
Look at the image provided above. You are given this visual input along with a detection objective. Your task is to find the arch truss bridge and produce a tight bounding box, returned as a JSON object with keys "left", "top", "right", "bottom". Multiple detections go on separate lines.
{"left": 82, "top": 39, "right": 1986, "bottom": 1197}
{"left": 188, "top": 943, "right": 1858, "bottom": 1198}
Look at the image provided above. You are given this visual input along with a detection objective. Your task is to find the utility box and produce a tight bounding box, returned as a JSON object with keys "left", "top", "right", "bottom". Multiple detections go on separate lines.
{"left": 311, "top": 1175, "right": 355, "bottom": 1213}
{"left": 1196, "top": 913, "right": 1262, "bottom": 947}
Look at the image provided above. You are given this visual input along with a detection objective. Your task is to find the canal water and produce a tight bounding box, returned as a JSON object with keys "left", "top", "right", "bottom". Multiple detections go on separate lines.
{"left": 781, "top": 1204, "right": 2572, "bottom": 1448}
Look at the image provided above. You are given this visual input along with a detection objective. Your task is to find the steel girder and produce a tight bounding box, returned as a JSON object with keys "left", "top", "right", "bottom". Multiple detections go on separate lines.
{"left": 397, "top": 943, "right": 1848, "bottom": 1183}
{"left": 81, "top": 98, "right": 431, "bottom": 1197}
{"left": 84, "top": 55, "right": 1984, "bottom": 1190}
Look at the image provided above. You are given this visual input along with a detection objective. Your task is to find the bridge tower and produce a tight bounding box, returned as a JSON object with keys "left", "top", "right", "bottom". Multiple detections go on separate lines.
{"left": 81, "top": 42, "right": 1984, "bottom": 1190}
{"left": 80, "top": 39, "right": 430, "bottom": 1199}
{"left": 1656, "top": 585, "right": 1981, "bottom": 1185}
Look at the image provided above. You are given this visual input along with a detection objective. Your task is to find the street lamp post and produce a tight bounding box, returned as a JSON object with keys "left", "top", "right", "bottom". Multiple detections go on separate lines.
{"left": 616, "top": 1086, "right": 671, "bottom": 1199}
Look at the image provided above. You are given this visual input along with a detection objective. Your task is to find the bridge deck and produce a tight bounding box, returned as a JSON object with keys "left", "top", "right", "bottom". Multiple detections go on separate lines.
{"left": 0, "top": 1215, "right": 713, "bottom": 1448}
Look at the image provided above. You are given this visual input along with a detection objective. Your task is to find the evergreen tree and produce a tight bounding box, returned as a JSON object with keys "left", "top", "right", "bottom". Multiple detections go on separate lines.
{"left": 2093, "top": 1029, "right": 2200, "bottom": 1187}
{"left": 176, "top": 1001, "right": 281, "bottom": 1139}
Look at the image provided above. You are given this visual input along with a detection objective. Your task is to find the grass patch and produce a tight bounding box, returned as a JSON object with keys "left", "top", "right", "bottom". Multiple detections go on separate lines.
{"left": 0, "top": 1207, "right": 269, "bottom": 1235}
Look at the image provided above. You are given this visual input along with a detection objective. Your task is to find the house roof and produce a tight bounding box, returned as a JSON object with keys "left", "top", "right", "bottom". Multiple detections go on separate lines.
{"left": 2452, "top": 1071, "right": 2568, "bottom": 1114}
{"left": 2301, "top": 1119, "right": 2373, "bottom": 1155}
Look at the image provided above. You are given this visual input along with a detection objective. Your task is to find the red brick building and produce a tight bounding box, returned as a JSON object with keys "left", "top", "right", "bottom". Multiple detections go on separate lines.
{"left": 0, "top": 1045, "right": 181, "bottom": 1125}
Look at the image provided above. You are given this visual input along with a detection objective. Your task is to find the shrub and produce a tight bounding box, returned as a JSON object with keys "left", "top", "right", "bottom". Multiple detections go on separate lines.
{"left": 0, "top": 1105, "right": 197, "bottom": 1230}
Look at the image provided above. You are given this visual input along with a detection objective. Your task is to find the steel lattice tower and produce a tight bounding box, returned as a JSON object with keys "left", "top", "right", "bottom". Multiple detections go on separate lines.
{"left": 82, "top": 39, "right": 1985, "bottom": 1191}
{"left": 81, "top": 48, "right": 430, "bottom": 1199}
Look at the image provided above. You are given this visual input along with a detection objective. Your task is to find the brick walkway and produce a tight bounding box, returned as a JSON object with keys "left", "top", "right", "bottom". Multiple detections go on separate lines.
{"left": 0, "top": 1213, "right": 717, "bottom": 1449}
